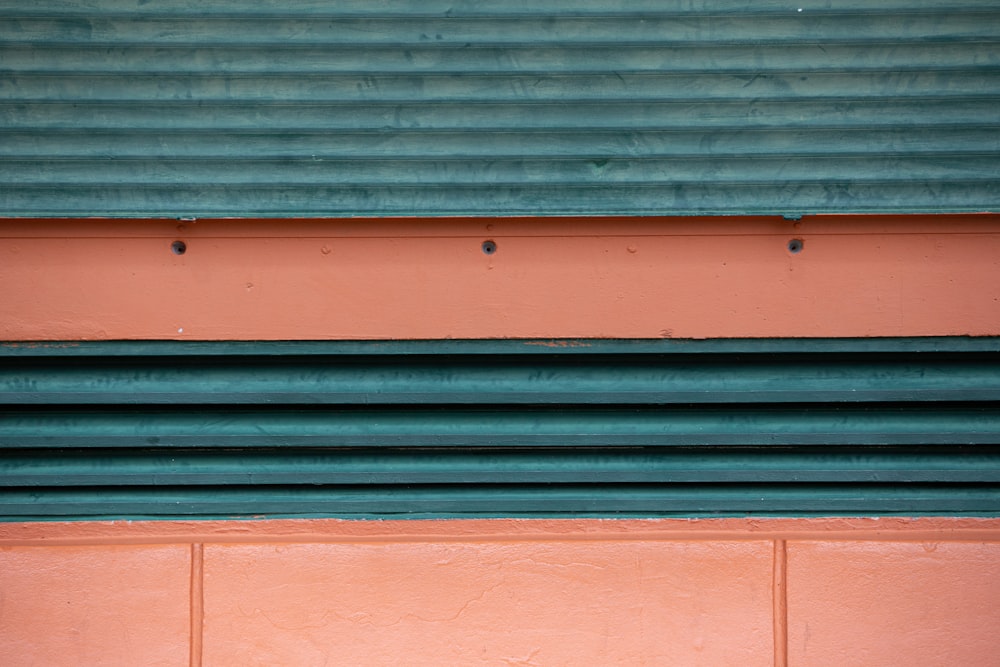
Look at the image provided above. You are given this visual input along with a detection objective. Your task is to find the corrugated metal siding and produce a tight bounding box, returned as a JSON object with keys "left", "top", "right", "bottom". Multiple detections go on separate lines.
{"left": 2, "top": 339, "right": 999, "bottom": 519}
{"left": 1, "top": 1, "right": 998, "bottom": 217}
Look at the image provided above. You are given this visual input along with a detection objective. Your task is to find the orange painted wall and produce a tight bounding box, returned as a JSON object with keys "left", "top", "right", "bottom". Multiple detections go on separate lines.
{"left": 2, "top": 214, "right": 999, "bottom": 340}
{"left": 2, "top": 518, "right": 1000, "bottom": 666}
{"left": 4, "top": 214, "right": 1000, "bottom": 664}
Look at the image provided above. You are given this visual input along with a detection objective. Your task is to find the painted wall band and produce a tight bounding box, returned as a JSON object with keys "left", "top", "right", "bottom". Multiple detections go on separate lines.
{"left": 2, "top": 214, "right": 999, "bottom": 340}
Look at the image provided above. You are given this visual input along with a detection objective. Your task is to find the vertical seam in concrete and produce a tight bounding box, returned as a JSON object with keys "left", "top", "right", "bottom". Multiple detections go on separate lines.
{"left": 190, "top": 543, "right": 204, "bottom": 667}
{"left": 773, "top": 539, "right": 788, "bottom": 667}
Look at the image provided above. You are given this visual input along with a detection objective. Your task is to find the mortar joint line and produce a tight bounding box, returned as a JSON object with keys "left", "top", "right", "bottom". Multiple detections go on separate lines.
{"left": 190, "top": 543, "right": 204, "bottom": 667}
{"left": 774, "top": 539, "right": 788, "bottom": 667}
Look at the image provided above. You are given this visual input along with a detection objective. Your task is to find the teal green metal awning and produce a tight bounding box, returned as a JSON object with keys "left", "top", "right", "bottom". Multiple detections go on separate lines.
{"left": 1, "top": 1, "right": 999, "bottom": 217}
{"left": 2, "top": 338, "right": 998, "bottom": 519}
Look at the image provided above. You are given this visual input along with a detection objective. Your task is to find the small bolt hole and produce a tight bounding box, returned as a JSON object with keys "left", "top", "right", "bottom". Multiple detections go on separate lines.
{"left": 482, "top": 240, "right": 497, "bottom": 255}
{"left": 787, "top": 238, "right": 804, "bottom": 254}
{"left": 171, "top": 240, "right": 187, "bottom": 255}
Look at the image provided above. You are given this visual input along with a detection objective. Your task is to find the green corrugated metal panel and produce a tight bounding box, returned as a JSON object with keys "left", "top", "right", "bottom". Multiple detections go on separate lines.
{"left": 1, "top": 1, "right": 998, "bottom": 217}
{"left": 1, "top": 339, "right": 998, "bottom": 519}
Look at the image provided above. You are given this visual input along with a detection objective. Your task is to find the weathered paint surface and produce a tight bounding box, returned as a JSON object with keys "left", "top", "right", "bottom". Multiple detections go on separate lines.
{"left": 4, "top": 2, "right": 999, "bottom": 218}
{"left": 788, "top": 541, "right": 1000, "bottom": 667}
{"left": 1, "top": 518, "right": 1000, "bottom": 666}
{"left": 205, "top": 540, "right": 772, "bottom": 665}
{"left": 2, "top": 215, "right": 999, "bottom": 340}
{"left": 0, "top": 544, "right": 191, "bottom": 666}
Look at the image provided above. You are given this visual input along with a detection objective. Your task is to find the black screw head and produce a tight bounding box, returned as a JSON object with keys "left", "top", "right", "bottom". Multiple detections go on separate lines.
{"left": 482, "top": 240, "right": 497, "bottom": 255}
{"left": 787, "top": 238, "right": 804, "bottom": 254}
{"left": 171, "top": 240, "right": 187, "bottom": 255}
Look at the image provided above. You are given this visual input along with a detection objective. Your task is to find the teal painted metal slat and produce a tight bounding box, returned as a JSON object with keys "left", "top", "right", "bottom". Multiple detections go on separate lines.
{"left": 1, "top": 406, "right": 998, "bottom": 448}
{"left": 4, "top": 450, "right": 1000, "bottom": 487}
{"left": 1, "top": 1, "right": 997, "bottom": 217}
{"left": 3, "top": 487, "right": 1000, "bottom": 520}
{"left": 5, "top": 356, "right": 1000, "bottom": 404}
{"left": 0, "top": 339, "right": 998, "bottom": 519}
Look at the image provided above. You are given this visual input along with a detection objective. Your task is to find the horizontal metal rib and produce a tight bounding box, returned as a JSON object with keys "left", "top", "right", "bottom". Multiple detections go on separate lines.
{"left": 1, "top": 160, "right": 995, "bottom": 191}
{"left": 4, "top": 351, "right": 999, "bottom": 404}
{"left": 2, "top": 183, "right": 995, "bottom": 217}
{"left": 4, "top": 99, "right": 996, "bottom": 131}
{"left": 4, "top": 14, "right": 998, "bottom": 46}
{"left": 6, "top": 72, "right": 997, "bottom": 102}
{"left": 5, "top": 1, "right": 999, "bottom": 18}
{"left": 1, "top": 406, "right": 998, "bottom": 448}
{"left": 3, "top": 487, "right": 999, "bottom": 519}
{"left": 5, "top": 128, "right": 996, "bottom": 159}
{"left": 4, "top": 449, "right": 999, "bottom": 487}
{"left": 4, "top": 43, "right": 996, "bottom": 75}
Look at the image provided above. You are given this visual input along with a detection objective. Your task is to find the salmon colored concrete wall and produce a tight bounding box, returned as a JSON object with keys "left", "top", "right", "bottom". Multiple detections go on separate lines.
{"left": 2, "top": 215, "right": 999, "bottom": 340}
{"left": 5, "top": 215, "right": 1000, "bottom": 665}
{"left": 2, "top": 518, "right": 1000, "bottom": 667}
